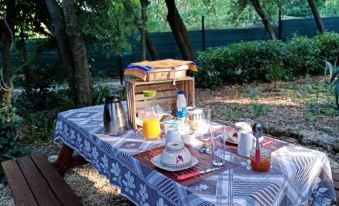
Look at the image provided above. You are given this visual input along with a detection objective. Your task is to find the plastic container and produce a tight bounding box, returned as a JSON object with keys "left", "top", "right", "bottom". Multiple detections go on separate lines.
{"left": 176, "top": 90, "right": 187, "bottom": 120}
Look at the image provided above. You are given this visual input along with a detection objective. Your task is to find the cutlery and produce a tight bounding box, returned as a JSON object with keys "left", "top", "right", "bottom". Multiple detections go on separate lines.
{"left": 176, "top": 167, "right": 223, "bottom": 181}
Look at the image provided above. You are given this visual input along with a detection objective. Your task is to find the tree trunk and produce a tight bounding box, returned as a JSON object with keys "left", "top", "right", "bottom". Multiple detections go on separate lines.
{"left": 145, "top": 32, "right": 159, "bottom": 60}
{"left": 139, "top": 0, "right": 159, "bottom": 60}
{"left": 140, "top": 0, "right": 148, "bottom": 60}
{"left": 1, "top": 0, "right": 16, "bottom": 88}
{"left": 307, "top": 0, "right": 325, "bottom": 33}
{"left": 62, "top": 0, "right": 93, "bottom": 105}
{"left": 45, "top": 0, "right": 75, "bottom": 94}
{"left": 165, "top": 0, "right": 194, "bottom": 60}
{"left": 251, "top": 0, "right": 277, "bottom": 40}
{"left": 46, "top": 0, "right": 93, "bottom": 105}
{"left": 0, "top": 0, "right": 16, "bottom": 108}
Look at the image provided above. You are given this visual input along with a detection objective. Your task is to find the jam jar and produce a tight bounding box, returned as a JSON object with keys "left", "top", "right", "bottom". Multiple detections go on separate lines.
{"left": 250, "top": 147, "right": 271, "bottom": 172}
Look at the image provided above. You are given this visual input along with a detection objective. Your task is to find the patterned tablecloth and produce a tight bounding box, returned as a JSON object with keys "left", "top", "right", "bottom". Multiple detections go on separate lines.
{"left": 55, "top": 105, "right": 336, "bottom": 206}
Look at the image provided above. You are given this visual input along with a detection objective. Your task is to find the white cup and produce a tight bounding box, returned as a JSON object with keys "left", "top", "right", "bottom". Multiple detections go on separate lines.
{"left": 237, "top": 132, "right": 254, "bottom": 157}
{"left": 166, "top": 129, "right": 182, "bottom": 144}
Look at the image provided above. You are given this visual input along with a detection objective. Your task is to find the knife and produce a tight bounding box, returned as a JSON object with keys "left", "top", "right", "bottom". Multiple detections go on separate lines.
{"left": 176, "top": 167, "right": 223, "bottom": 181}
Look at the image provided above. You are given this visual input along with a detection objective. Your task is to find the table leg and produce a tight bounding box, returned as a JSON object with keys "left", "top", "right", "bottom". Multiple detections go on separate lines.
{"left": 53, "top": 144, "right": 74, "bottom": 176}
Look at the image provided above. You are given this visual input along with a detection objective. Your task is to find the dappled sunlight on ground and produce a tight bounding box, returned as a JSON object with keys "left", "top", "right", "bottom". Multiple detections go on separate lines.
{"left": 64, "top": 165, "right": 133, "bottom": 206}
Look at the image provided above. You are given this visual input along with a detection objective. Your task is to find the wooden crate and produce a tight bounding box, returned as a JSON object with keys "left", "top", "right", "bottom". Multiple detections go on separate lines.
{"left": 126, "top": 77, "right": 195, "bottom": 130}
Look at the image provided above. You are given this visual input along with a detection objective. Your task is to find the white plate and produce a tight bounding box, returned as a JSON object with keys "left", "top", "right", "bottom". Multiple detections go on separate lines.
{"left": 151, "top": 154, "right": 199, "bottom": 172}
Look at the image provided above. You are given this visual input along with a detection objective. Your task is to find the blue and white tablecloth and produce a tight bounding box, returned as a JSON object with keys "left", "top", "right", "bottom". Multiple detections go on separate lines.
{"left": 55, "top": 105, "right": 336, "bottom": 206}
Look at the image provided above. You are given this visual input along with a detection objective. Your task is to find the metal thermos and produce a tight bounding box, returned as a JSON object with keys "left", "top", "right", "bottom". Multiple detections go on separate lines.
{"left": 103, "top": 94, "right": 127, "bottom": 136}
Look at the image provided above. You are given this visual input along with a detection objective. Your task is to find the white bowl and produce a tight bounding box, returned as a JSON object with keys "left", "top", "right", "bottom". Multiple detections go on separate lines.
{"left": 160, "top": 142, "right": 192, "bottom": 168}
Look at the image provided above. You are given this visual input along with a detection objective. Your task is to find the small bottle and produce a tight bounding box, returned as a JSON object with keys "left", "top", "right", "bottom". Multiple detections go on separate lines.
{"left": 176, "top": 90, "right": 187, "bottom": 121}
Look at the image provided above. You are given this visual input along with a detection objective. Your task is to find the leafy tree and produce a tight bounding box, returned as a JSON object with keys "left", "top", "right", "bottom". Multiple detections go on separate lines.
{"left": 320, "top": 0, "right": 339, "bottom": 17}
{"left": 307, "top": 0, "right": 325, "bottom": 33}
{"left": 0, "top": 0, "right": 52, "bottom": 108}
{"left": 0, "top": 0, "right": 16, "bottom": 108}
{"left": 45, "top": 0, "right": 93, "bottom": 106}
{"left": 165, "top": 0, "right": 194, "bottom": 60}
{"left": 235, "top": 0, "right": 277, "bottom": 40}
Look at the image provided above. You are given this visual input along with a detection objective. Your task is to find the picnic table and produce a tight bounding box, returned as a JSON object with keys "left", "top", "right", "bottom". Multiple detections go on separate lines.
{"left": 54, "top": 105, "right": 337, "bottom": 206}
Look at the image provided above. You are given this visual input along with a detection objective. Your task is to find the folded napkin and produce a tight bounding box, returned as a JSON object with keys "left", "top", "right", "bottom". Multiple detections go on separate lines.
{"left": 124, "top": 59, "right": 197, "bottom": 81}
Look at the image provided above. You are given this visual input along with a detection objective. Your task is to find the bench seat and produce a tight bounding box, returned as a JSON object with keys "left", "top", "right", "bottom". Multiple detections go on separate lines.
{"left": 1, "top": 154, "right": 83, "bottom": 206}
{"left": 333, "top": 172, "right": 339, "bottom": 203}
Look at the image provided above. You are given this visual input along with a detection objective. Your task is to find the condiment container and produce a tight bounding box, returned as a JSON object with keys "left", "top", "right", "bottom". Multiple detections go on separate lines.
{"left": 250, "top": 147, "right": 271, "bottom": 172}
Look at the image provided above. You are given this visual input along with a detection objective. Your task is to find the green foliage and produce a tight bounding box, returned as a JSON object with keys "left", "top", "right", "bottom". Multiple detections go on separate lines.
{"left": 94, "top": 86, "right": 126, "bottom": 105}
{"left": 316, "top": 32, "right": 339, "bottom": 64}
{"left": 247, "top": 87, "right": 268, "bottom": 117}
{"left": 324, "top": 60, "right": 339, "bottom": 109}
{"left": 267, "top": 63, "right": 286, "bottom": 88}
{"left": 196, "top": 32, "right": 339, "bottom": 88}
{"left": 94, "top": 86, "right": 111, "bottom": 105}
{"left": 284, "top": 35, "right": 321, "bottom": 75}
{"left": 196, "top": 40, "right": 286, "bottom": 88}
{"left": 15, "top": 89, "right": 75, "bottom": 141}
{"left": 0, "top": 107, "right": 31, "bottom": 184}
{"left": 320, "top": 0, "right": 339, "bottom": 17}
{"left": 247, "top": 87, "right": 259, "bottom": 99}
{"left": 251, "top": 104, "right": 268, "bottom": 117}
{"left": 79, "top": 0, "right": 140, "bottom": 56}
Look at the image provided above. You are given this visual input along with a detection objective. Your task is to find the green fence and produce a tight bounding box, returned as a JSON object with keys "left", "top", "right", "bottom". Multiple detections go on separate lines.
{"left": 2, "top": 16, "right": 339, "bottom": 78}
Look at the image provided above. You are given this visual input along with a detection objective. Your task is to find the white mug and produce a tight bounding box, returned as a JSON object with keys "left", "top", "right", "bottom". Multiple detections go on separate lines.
{"left": 237, "top": 132, "right": 254, "bottom": 157}
{"left": 166, "top": 129, "right": 182, "bottom": 144}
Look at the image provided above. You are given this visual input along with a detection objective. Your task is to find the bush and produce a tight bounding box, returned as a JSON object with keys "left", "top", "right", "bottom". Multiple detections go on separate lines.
{"left": 284, "top": 36, "right": 321, "bottom": 75}
{"left": 316, "top": 32, "right": 339, "bottom": 64}
{"left": 0, "top": 107, "right": 31, "bottom": 184}
{"left": 195, "top": 32, "right": 339, "bottom": 88}
{"left": 196, "top": 40, "right": 287, "bottom": 88}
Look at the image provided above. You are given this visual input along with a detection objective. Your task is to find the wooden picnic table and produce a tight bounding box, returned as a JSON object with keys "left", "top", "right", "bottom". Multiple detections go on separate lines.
{"left": 53, "top": 105, "right": 337, "bottom": 205}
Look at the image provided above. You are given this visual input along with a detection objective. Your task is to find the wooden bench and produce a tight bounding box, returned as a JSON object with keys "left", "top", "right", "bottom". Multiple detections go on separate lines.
{"left": 1, "top": 154, "right": 83, "bottom": 206}
{"left": 333, "top": 172, "right": 339, "bottom": 203}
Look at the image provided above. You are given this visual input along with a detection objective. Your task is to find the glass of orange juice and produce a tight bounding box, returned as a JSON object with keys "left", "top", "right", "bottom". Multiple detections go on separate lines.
{"left": 143, "top": 118, "right": 161, "bottom": 140}
{"left": 141, "top": 90, "right": 161, "bottom": 140}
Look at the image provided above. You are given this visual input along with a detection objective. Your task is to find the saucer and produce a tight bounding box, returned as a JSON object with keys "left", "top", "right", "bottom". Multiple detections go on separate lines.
{"left": 151, "top": 154, "right": 199, "bottom": 172}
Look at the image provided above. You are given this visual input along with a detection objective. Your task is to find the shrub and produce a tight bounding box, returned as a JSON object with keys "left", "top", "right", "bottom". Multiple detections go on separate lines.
{"left": 284, "top": 36, "right": 321, "bottom": 75}
{"left": 196, "top": 40, "right": 287, "bottom": 88}
{"left": 316, "top": 32, "right": 339, "bottom": 64}
{"left": 266, "top": 62, "right": 286, "bottom": 88}
{"left": 0, "top": 107, "right": 31, "bottom": 184}
{"left": 195, "top": 32, "right": 339, "bottom": 88}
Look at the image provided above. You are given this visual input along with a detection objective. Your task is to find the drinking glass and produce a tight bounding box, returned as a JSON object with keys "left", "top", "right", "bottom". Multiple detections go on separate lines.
{"left": 211, "top": 125, "right": 227, "bottom": 167}
{"left": 200, "top": 108, "right": 211, "bottom": 141}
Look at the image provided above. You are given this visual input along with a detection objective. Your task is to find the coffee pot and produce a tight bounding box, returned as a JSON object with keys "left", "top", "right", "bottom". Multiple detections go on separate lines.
{"left": 103, "top": 94, "right": 127, "bottom": 136}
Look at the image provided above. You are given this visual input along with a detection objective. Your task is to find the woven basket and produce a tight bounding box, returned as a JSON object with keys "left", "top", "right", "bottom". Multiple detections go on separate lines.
{"left": 146, "top": 65, "right": 188, "bottom": 81}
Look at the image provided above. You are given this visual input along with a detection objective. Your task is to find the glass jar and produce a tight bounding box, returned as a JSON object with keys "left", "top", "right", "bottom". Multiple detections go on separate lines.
{"left": 250, "top": 147, "right": 271, "bottom": 172}
{"left": 187, "top": 107, "right": 202, "bottom": 132}
{"left": 141, "top": 90, "right": 161, "bottom": 140}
